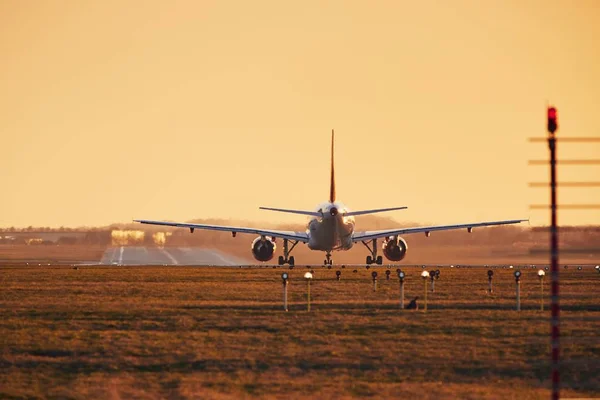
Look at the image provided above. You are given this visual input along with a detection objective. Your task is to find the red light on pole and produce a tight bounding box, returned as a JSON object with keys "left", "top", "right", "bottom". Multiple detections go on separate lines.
{"left": 548, "top": 107, "right": 558, "bottom": 134}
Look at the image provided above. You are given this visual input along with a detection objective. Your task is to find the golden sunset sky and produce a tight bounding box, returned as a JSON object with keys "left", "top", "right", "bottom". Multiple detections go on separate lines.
{"left": 1, "top": 0, "right": 599, "bottom": 228}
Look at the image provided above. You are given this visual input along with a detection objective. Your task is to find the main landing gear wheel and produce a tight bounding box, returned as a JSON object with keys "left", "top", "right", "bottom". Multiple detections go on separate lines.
{"left": 362, "top": 239, "right": 384, "bottom": 266}
{"left": 278, "top": 239, "right": 298, "bottom": 266}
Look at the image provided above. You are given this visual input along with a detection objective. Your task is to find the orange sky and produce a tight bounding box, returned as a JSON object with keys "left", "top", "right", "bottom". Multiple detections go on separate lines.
{"left": 1, "top": 0, "right": 599, "bottom": 228}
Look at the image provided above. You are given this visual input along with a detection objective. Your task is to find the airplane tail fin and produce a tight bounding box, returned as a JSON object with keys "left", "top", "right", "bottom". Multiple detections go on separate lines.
{"left": 330, "top": 129, "right": 336, "bottom": 203}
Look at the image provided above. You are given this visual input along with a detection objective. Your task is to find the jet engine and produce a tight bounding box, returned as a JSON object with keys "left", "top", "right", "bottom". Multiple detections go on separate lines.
{"left": 382, "top": 236, "right": 408, "bottom": 261}
{"left": 251, "top": 236, "right": 276, "bottom": 262}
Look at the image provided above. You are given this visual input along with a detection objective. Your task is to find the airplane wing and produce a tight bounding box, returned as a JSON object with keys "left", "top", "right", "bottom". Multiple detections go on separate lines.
{"left": 352, "top": 219, "right": 528, "bottom": 242}
{"left": 134, "top": 219, "right": 309, "bottom": 243}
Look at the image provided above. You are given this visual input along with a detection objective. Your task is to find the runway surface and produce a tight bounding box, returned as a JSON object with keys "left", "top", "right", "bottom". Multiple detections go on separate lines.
{"left": 100, "top": 247, "right": 249, "bottom": 266}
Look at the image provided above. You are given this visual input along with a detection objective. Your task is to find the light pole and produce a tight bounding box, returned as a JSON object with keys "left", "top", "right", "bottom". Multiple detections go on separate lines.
{"left": 538, "top": 269, "right": 546, "bottom": 311}
{"left": 371, "top": 271, "right": 378, "bottom": 291}
{"left": 304, "top": 272, "right": 313, "bottom": 312}
{"left": 487, "top": 270, "right": 494, "bottom": 294}
{"left": 398, "top": 270, "right": 405, "bottom": 309}
{"left": 281, "top": 272, "right": 289, "bottom": 312}
{"left": 514, "top": 270, "right": 522, "bottom": 311}
{"left": 421, "top": 270, "right": 430, "bottom": 311}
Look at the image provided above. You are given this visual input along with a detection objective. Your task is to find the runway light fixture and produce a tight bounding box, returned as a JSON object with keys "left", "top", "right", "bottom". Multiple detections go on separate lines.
{"left": 371, "top": 271, "right": 378, "bottom": 291}
{"left": 596, "top": 265, "right": 600, "bottom": 273}
{"left": 538, "top": 269, "right": 545, "bottom": 311}
{"left": 336, "top": 270, "right": 341, "bottom": 280}
{"left": 398, "top": 270, "right": 406, "bottom": 308}
{"left": 304, "top": 272, "right": 313, "bottom": 311}
{"left": 514, "top": 270, "right": 522, "bottom": 311}
{"left": 514, "top": 270, "right": 522, "bottom": 281}
{"left": 421, "top": 271, "right": 429, "bottom": 311}
{"left": 385, "top": 270, "right": 391, "bottom": 280}
{"left": 487, "top": 270, "right": 494, "bottom": 294}
{"left": 538, "top": 269, "right": 545, "bottom": 278}
{"left": 281, "top": 272, "right": 289, "bottom": 312}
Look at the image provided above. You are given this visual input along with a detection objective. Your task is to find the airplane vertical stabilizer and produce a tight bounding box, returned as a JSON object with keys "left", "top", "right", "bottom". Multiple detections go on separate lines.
{"left": 330, "top": 129, "right": 336, "bottom": 203}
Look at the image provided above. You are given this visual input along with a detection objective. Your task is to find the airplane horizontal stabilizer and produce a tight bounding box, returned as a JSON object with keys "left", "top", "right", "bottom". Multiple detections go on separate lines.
{"left": 259, "top": 207, "right": 321, "bottom": 217}
{"left": 345, "top": 206, "right": 408, "bottom": 217}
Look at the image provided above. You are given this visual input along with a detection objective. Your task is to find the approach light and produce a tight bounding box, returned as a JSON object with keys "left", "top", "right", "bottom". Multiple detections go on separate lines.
{"left": 514, "top": 270, "right": 522, "bottom": 281}
{"left": 304, "top": 272, "right": 313, "bottom": 280}
{"left": 371, "top": 271, "right": 378, "bottom": 280}
{"left": 421, "top": 271, "right": 430, "bottom": 279}
{"left": 538, "top": 269, "right": 545, "bottom": 278}
{"left": 450, "top": 265, "right": 454, "bottom": 268}
{"left": 509, "top": 265, "right": 514, "bottom": 269}
{"left": 435, "top": 269, "right": 441, "bottom": 277}
{"left": 396, "top": 268, "right": 401, "bottom": 274}
{"left": 336, "top": 270, "right": 341, "bottom": 276}
{"left": 545, "top": 266, "right": 549, "bottom": 271}
{"left": 595, "top": 265, "right": 600, "bottom": 272}
{"left": 577, "top": 266, "right": 582, "bottom": 270}
{"left": 385, "top": 270, "right": 391, "bottom": 279}
{"left": 488, "top": 270, "right": 494, "bottom": 278}
{"left": 422, "top": 265, "right": 426, "bottom": 269}
{"left": 282, "top": 272, "right": 289, "bottom": 281}
{"left": 399, "top": 271, "right": 405, "bottom": 279}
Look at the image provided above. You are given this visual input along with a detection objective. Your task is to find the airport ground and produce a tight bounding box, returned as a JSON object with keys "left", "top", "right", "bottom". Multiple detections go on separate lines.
{"left": 1, "top": 264, "right": 598, "bottom": 399}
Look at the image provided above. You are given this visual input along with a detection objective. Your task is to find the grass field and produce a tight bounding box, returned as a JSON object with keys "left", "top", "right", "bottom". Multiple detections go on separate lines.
{"left": 1, "top": 265, "right": 598, "bottom": 399}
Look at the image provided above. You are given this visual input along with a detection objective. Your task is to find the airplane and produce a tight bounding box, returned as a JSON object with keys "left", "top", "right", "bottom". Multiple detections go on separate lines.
{"left": 135, "top": 130, "right": 527, "bottom": 266}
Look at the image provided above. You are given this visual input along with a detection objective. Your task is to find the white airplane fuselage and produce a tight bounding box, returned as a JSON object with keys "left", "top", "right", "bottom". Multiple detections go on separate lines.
{"left": 307, "top": 201, "right": 355, "bottom": 251}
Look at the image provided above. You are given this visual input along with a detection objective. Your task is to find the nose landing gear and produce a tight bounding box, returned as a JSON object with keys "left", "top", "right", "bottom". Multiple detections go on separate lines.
{"left": 323, "top": 252, "right": 333, "bottom": 266}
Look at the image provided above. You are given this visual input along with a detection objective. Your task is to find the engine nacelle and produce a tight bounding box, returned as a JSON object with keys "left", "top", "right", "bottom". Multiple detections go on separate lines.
{"left": 382, "top": 236, "right": 408, "bottom": 261}
{"left": 251, "top": 236, "right": 276, "bottom": 262}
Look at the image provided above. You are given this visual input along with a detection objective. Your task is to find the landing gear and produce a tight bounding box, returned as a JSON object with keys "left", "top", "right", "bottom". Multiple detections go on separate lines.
{"left": 277, "top": 238, "right": 298, "bottom": 266}
{"left": 362, "top": 239, "right": 383, "bottom": 266}
{"left": 323, "top": 252, "right": 333, "bottom": 266}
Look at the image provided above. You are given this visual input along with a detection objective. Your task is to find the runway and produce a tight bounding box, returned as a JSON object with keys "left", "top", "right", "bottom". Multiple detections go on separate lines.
{"left": 99, "top": 247, "right": 249, "bottom": 266}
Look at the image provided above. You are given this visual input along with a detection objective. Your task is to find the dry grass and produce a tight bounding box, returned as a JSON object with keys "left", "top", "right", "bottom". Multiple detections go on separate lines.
{"left": 0, "top": 245, "right": 106, "bottom": 262}
{"left": 0, "top": 265, "right": 598, "bottom": 399}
